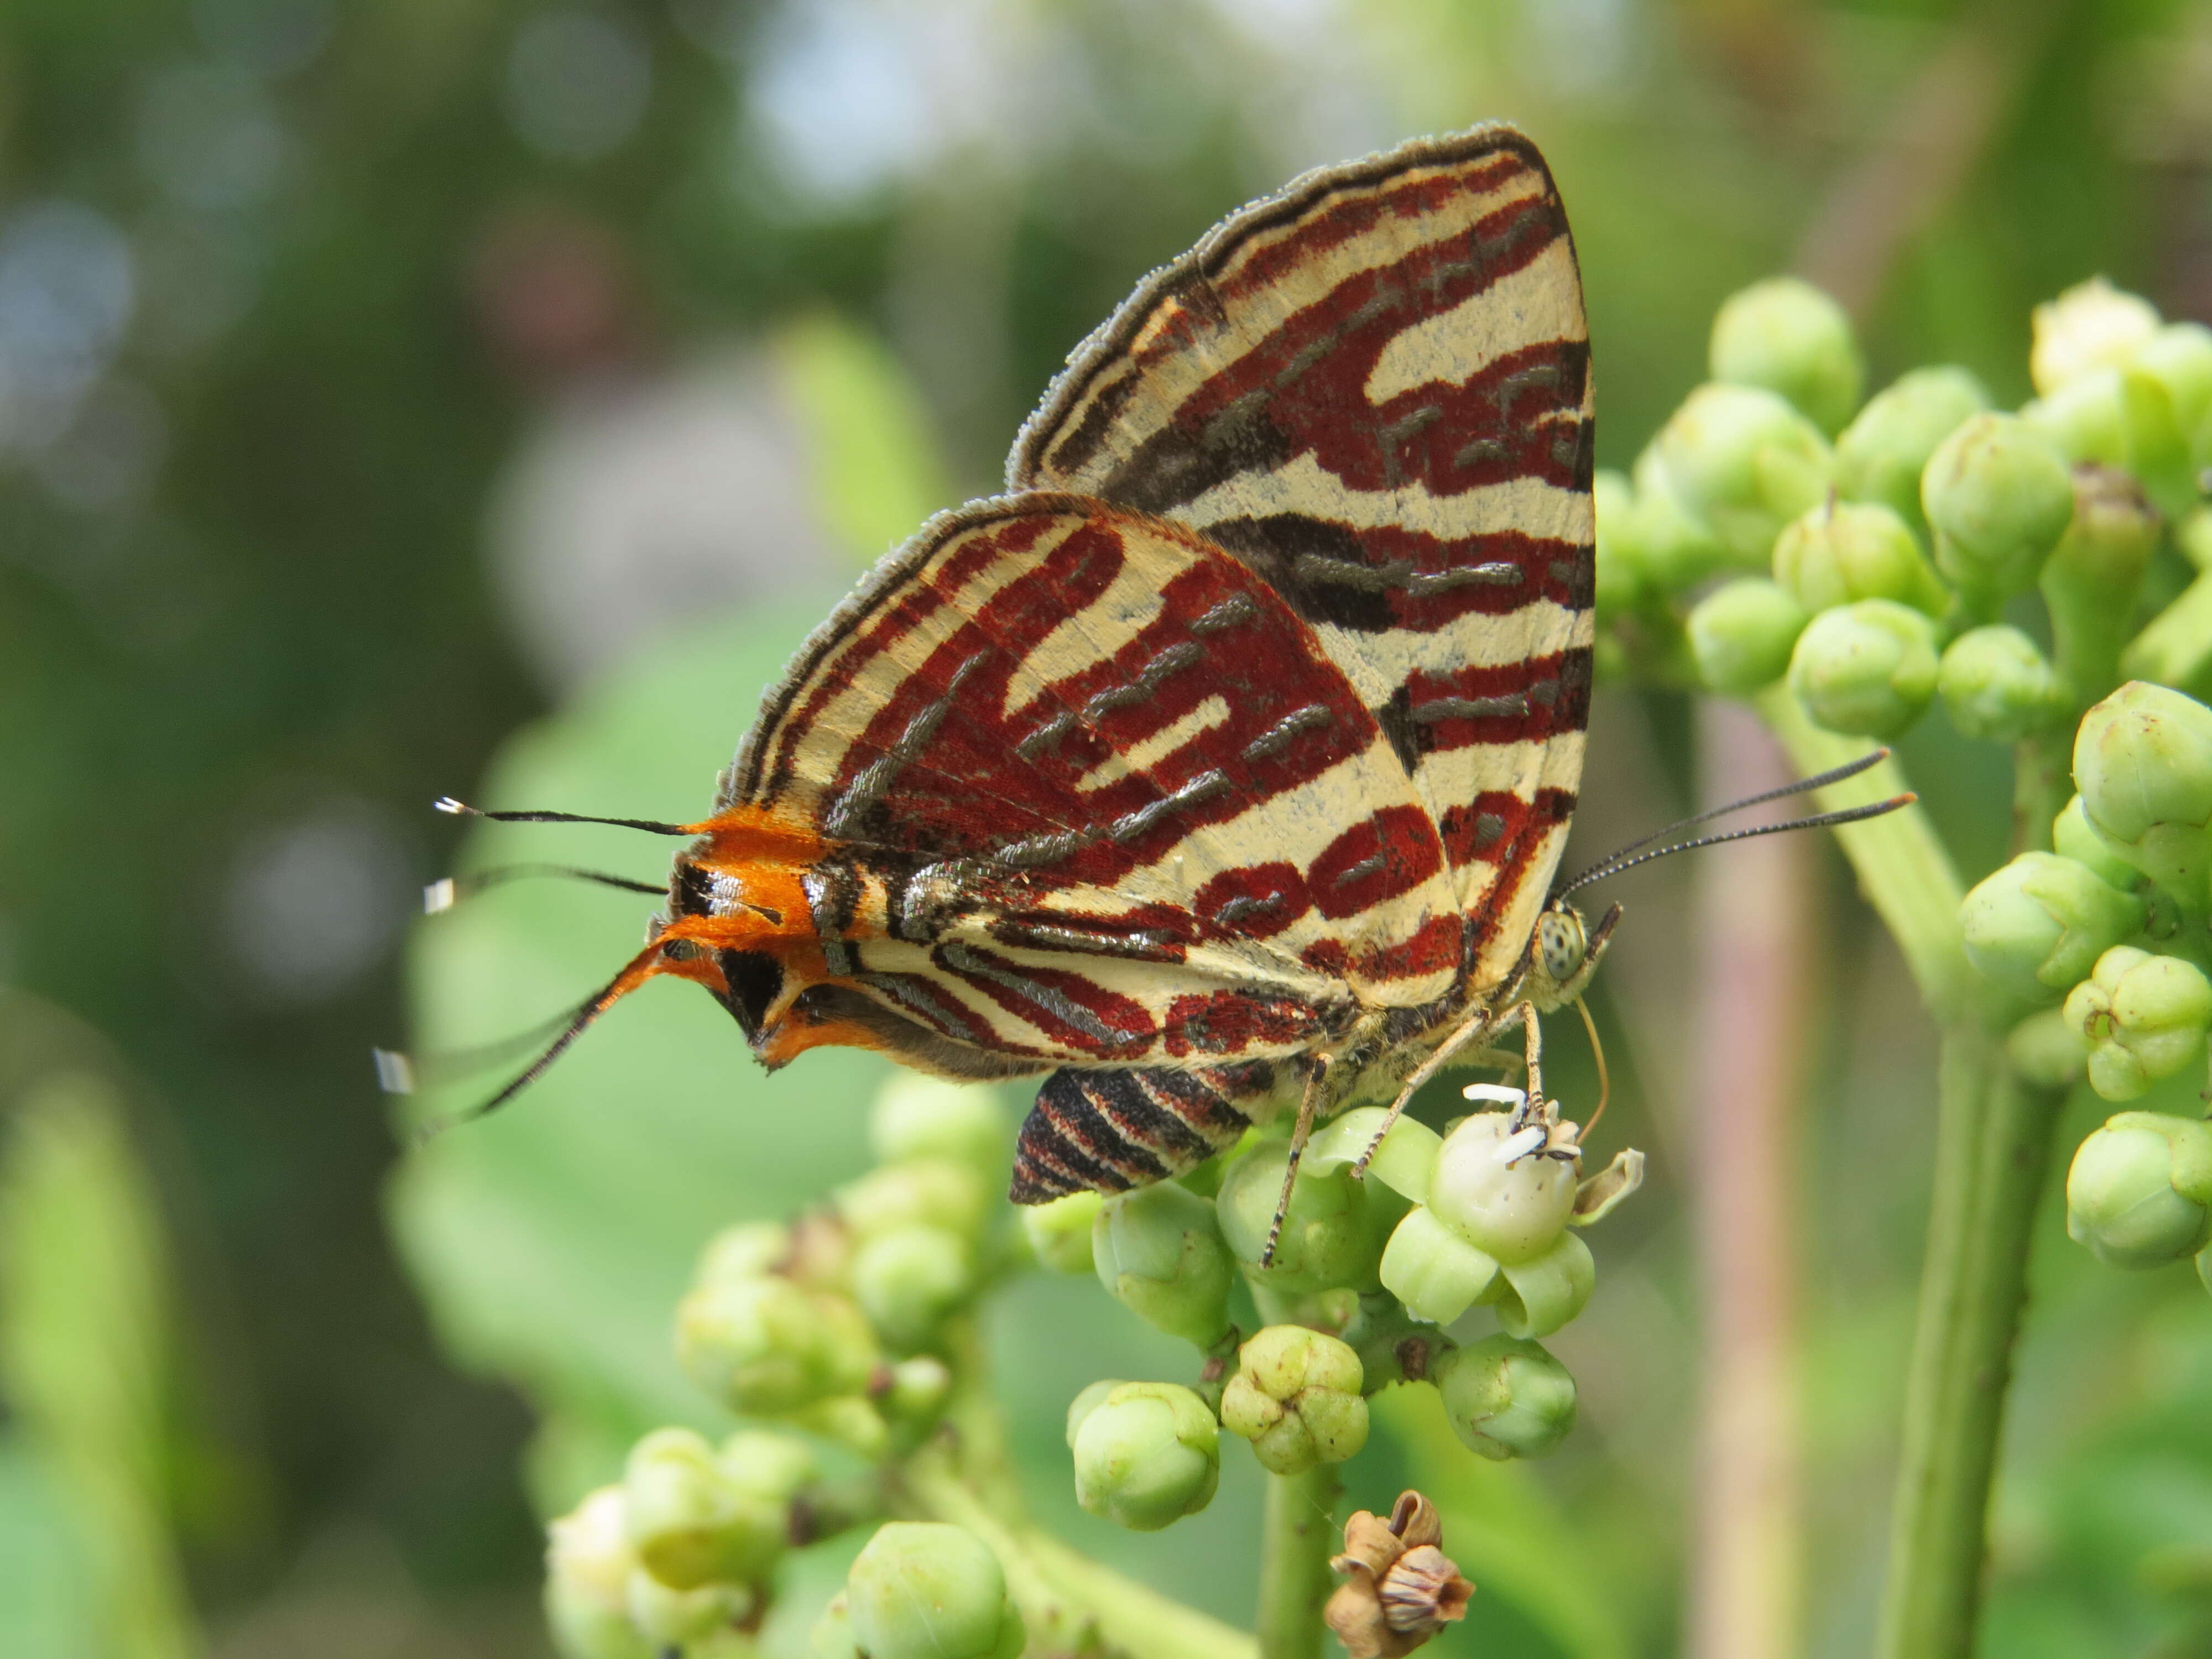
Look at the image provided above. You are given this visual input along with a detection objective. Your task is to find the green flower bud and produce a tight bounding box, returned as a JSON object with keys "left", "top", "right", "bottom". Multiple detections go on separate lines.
{"left": 2041, "top": 467, "right": 2161, "bottom": 702}
{"left": 846, "top": 1524, "right": 1026, "bottom": 1659}
{"left": 795, "top": 1394, "right": 891, "bottom": 1461}
{"left": 1068, "top": 1381, "right": 1220, "bottom": 1531}
{"left": 1922, "top": 413, "right": 2075, "bottom": 599}
{"left": 1688, "top": 578, "right": 1809, "bottom": 696}
{"left": 628, "top": 1568, "right": 751, "bottom": 1647}
{"left": 695, "top": 1222, "right": 794, "bottom": 1288}
{"left": 1303, "top": 1105, "right": 1443, "bottom": 1201}
{"left": 2128, "top": 514, "right": 2212, "bottom": 698}
{"left": 2064, "top": 946, "right": 2212, "bottom": 1101}
{"left": 622, "top": 1428, "right": 786, "bottom": 1590}
{"left": 1959, "top": 852, "right": 2147, "bottom": 1003}
{"left": 718, "top": 1430, "right": 815, "bottom": 1504}
{"left": 869, "top": 1075, "right": 1007, "bottom": 1176}
{"left": 1773, "top": 499, "right": 1946, "bottom": 617}
{"left": 1491, "top": 1229, "right": 1597, "bottom": 1338}
{"left": 810, "top": 1596, "right": 862, "bottom": 1659}
{"left": 1834, "top": 366, "right": 1990, "bottom": 531}
{"left": 1065, "top": 1378, "right": 1122, "bottom": 1443}
{"left": 2031, "top": 277, "right": 2162, "bottom": 396}
{"left": 880, "top": 1354, "right": 954, "bottom": 1432}
{"left": 2023, "top": 370, "right": 2194, "bottom": 520}
{"left": 1378, "top": 1203, "right": 1500, "bottom": 1326}
{"left": 685, "top": 1628, "right": 761, "bottom": 1659}
{"left": 1093, "top": 1181, "right": 1235, "bottom": 1346}
{"left": 2006, "top": 1006, "right": 2092, "bottom": 1089}
{"left": 1655, "top": 383, "right": 1834, "bottom": 565}
{"left": 1424, "top": 1110, "right": 1577, "bottom": 1264}
{"left": 2137, "top": 321, "right": 2212, "bottom": 467}
{"left": 1710, "top": 275, "right": 1864, "bottom": 435}
{"left": 2054, "top": 795, "right": 2141, "bottom": 892}
{"left": 675, "top": 1275, "right": 879, "bottom": 1416}
{"left": 1787, "top": 598, "right": 1940, "bottom": 739}
{"left": 2074, "top": 681, "right": 2212, "bottom": 911}
{"left": 1593, "top": 468, "right": 1647, "bottom": 617}
{"left": 1020, "top": 1190, "right": 1101, "bottom": 1274}
{"left": 2065, "top": 1110, "right": 2212, "bottom": 1267}
{"left": 1433, "top": 1334, "right": 1578, "bottom": 1461}
{"left": 851, "top": 1223, "right": 974, "bottom": 1350}
{"left": 1219, "top": 1325, "right": 1370, "bottom": 1475}
{"left": 1215, "top": 1139, "right": 1407, "bottom": 1293}
{"left": 836, "top": 1158, "right": 988, "bottom": 1245}
{"left": 1625, "top": 450, "right": 1733, "bottom": 589}
{"left": 1937, "top": 625, "right": 2062, "bottom": 743}
{"left": 546, "top": 1487, "right": 654, "bottom": 1659}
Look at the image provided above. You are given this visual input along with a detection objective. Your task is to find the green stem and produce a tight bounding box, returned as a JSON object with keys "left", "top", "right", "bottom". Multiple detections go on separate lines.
{"left": 1750, "top": 686, "right": 2066, "bottom": 1659}
{"left": 904, "top": 1450, "right": 1258, "bottom": 1659}
{"left": 2121, "top": 568, "right": 2212, "bottom": 696}
{"left": 1872, "top": 1033, "right": 2066, "bottom": 1659}
{"left": 2011, "top": 726, "right": 2068, "bottom": 855}
{"left": 1753, "top": 688, "right": 1978, "bottom": 1021}
{"left": 901, "top": 1316, "right": 1257, "bottom": 1659}
{"left": 1028, "top": 1529, "right": 1262, "bottom": 1659}
{"left": 1257, "top": 1463, "right": 1340, "bottom": 1659}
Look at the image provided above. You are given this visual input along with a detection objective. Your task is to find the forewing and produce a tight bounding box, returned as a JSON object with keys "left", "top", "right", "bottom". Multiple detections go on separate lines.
{"left": 726, "top": 496, "right": 1463, "bottom": 1067}
{"left": 1011, "top": 124, "right": 1593, "bottom": 988}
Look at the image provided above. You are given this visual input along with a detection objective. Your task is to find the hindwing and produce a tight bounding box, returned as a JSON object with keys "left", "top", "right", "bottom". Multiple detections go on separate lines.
{"left": 1010, "top": 124, "right": 1594, "bottom": 988}
{"left": 724, "top": 497, "right": 1464, "bottom": 1070}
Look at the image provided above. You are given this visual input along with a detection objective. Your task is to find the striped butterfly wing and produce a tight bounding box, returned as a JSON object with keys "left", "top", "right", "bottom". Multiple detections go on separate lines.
{"left": 1011, "top": 124, "right": 1595, "bottom": 989}
{"left": 724, "top": 495, "right": 1463, "bottom": 1074}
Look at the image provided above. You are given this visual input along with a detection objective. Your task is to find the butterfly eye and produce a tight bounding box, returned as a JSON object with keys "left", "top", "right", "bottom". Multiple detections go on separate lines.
{"left": 1537, "top": 909, "right": 1586, "bottom": 984}
{"left": 660, "top": 937, "right": 701, "bottom": 963}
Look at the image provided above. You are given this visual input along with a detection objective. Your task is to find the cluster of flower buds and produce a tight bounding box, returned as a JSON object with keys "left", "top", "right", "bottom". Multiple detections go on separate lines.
{"left": 544, "top": 1427, "right": 818, "bottom": 1659}
{"left": 1595, "top": 273, "right": 2212, "bottom": 764}
{"left": 1962, "top": 681, "right": 2212, "bottom": 1105}
{"left": 812, "top": 1522, "right": 1027, "bottom": 1659}
{"left": 1594, "top": 270, "right": 2212, "bottom": 1298}
{"left": 545, "top": 1076, "right": 1017, "bottom": 1657}
{"left": 672, "top": 1076, "right": 1006, "bottom": 1463}
{"left": 1016, "top": 1052, "right": 1642, "bottom": 1535}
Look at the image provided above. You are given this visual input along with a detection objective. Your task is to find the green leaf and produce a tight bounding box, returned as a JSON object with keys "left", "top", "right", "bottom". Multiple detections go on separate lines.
{"left": 0, "top": 1069, "right": 200, "bottom": 1659}
{"left": 773, "top": 311, "right": 951, "bottom": 571}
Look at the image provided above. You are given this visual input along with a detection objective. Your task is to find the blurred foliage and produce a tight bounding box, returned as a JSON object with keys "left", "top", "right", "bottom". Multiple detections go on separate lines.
{"left": 2, "top": 0, "right": 2212, "bottom": 1653}
{"left": 0, "top": 1068, "right": 200, "bottom": 1659}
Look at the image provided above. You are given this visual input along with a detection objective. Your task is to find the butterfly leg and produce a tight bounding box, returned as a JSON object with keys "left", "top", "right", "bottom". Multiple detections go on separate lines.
{"left": 1260, "top": 1055, "right": 1334, "bottom": 1269}
{"left": 1512, "top": 1000, "right": 1547, "bottom": 1132}
{"left": 1347, "top": 1003, "right": 1505, "bottom": 1181}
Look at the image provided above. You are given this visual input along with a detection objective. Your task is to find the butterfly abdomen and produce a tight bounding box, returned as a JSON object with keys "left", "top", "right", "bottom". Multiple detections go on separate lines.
{"left": 1010, "top": 1061, "right": 1284, "bottom": 1203}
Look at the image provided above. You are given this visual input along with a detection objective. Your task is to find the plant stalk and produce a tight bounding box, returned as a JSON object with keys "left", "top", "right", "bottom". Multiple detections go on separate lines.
{"left": 1752, "top": 690, "right": 1979, "bottom": 1023}
{"left": 1258, "top": 1463, "right": 1341, "bottom": 1659}
{"left": 905, "top": 1449, "right": 1258, "bottom": 1659}
{"left": 904, "top": 1317, "right": 1259, "bottom": 1659}
{"left": 1751, "top": 687, "right": 2066, "bottom": 1659}
{"left": 1871, "top": 1031, "right": 2066, "bottom": 1659}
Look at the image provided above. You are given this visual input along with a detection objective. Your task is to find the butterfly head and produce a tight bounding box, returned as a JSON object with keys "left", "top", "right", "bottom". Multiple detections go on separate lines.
{"left": 1525, "top": 899, "right": 1621, "bottom": 1011}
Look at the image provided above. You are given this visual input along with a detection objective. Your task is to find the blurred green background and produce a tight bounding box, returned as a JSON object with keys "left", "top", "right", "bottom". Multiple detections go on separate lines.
{"left": 6, "top": 0, "right": 2212, "bottom": 1655}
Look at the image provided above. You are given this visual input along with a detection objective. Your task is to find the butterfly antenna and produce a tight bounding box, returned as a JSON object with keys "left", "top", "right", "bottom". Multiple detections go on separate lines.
{"left": 372, "top": 992, "right": 605, "bottom": 1094}
{"left": 423, "top": 863, "right": 665, "bottom": 914}
{"left": 1558, "top": 795, "right": 1914, "bottom": 896}
{"left": 435, "top": 797, "right": 696, "bottom": 836}
{"left": 1556, "top": 749, "right": 1895, "bottom": 895}
{"left": 400, "top": 943, "right": 666, "bottom": 1145}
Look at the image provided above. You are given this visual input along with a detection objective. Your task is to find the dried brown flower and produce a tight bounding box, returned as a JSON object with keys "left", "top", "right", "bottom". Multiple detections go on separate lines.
{"left": 1323, "top": 1491, "right": 1474, "bottom": 1658}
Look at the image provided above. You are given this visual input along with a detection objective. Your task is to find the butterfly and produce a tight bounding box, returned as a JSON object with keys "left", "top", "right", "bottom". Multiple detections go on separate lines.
{"left": 434, "top": 123, "right": 1614, "bottom": 1217}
